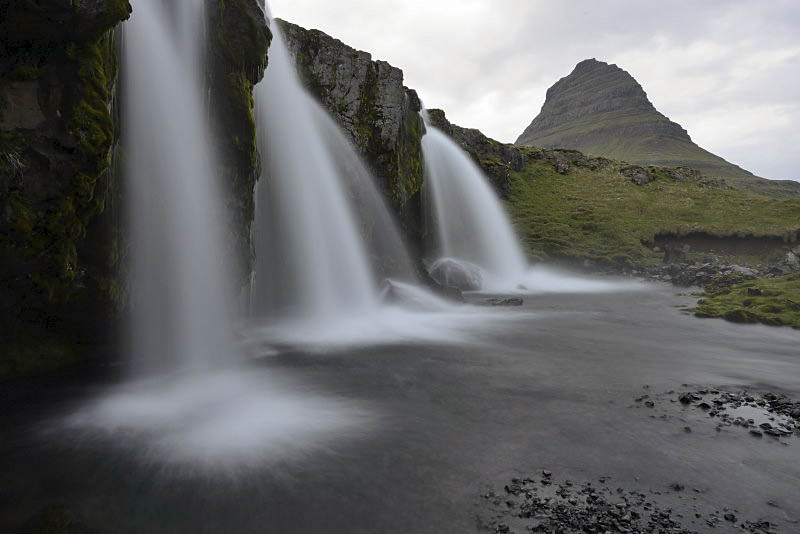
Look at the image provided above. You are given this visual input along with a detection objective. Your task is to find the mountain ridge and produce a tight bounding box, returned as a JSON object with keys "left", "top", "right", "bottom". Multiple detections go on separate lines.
{"left": 516, "top": 58, "right": 800, "bottom": 197}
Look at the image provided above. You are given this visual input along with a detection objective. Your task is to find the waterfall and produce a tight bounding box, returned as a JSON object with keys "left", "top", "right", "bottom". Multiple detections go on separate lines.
{"left": 123, "top": 0, "right": 235, "bottom": 373}
{"left": 421, "top": 115, "right": 528, "bottom": 290}
{"left": 250, "top": 22, "right": 415, "bottom": 323}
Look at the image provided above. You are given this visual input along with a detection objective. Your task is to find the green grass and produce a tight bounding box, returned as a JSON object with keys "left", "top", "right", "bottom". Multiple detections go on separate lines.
{"left": 693, "top": 273, "right": 800, "bottom": 329}
{"left": 519, "top": 109, "right": 800, "bottom": 197}
{"left": 506, "top": 157, "right": 800, "bottom": 267}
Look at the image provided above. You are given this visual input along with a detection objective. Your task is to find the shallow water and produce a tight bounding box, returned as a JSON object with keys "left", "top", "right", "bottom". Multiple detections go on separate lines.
{"left": 2, "top": 282, "right": 799, "bottom": 533}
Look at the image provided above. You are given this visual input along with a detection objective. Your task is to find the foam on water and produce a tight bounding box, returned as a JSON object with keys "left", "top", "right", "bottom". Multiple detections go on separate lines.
{"left": 58, "top": 369, "right": 373, "bottom": 473}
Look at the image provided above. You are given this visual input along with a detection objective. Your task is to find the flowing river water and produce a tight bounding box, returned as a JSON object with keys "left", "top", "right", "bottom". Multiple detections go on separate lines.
{"left": 2, "top": 282, "right": 799, "bottom": 533}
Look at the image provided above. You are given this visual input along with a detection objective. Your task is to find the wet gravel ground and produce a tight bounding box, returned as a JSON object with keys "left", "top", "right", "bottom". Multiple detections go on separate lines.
{"left": 632, "top": 387, "right": 800, "bottom": 442}
{"left": 479, "top": 470, "right": 786, "bottom": 533}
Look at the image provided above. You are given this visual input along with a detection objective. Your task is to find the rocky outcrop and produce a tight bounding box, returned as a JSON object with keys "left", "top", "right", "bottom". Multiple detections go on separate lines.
{"left": 206, "top": 0, "right": 271, "bottom": 283}
{"left": 0, "top": 0, "right": 132, "bottom": 375}
{"left": 516, "top": 58, "right": 800, "bottom": 197}
{"left": 426, "top": 108, "right": 614, "bottom": 198}
{"left": 276, "top": 19, "right": 425, "bottom": 243}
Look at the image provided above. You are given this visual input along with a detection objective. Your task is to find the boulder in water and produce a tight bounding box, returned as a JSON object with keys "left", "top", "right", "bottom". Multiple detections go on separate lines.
{"left": 428, "top": 258, "right": 483, "bottom": 291}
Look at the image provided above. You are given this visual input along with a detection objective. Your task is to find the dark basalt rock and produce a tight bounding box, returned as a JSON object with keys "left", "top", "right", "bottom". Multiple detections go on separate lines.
{"left": 1, "top": 0, "right": 132, "bottom": 376}
{"left": 206, "top": 0, "right": 271, "bottom": 284}
{"left": 0, "top": 0, "right": 132, "bottom": 46}
{"left": 637, "top": 387, "right": 800, "bottom": 443}
{"left": 479, "top": 297, "right": 524, "bottom": 307}
{"left": 277, "top": 19, "right": 425, "bottom": 247}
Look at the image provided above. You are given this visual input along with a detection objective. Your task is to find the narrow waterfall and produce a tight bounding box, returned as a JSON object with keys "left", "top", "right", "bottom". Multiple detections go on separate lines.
{"left": 421, "top": 115, "right": 528, "bottom": 290}
{"left": 124, "top": 0, "right": 234, "bottom": 372}
{"left": 250, "top": 22, "right": 415, "bottom": 322}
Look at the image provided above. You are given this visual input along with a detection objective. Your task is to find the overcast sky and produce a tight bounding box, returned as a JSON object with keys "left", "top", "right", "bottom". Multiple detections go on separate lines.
{"left": 268, "top": 0, "right": 800, "bottom": 181}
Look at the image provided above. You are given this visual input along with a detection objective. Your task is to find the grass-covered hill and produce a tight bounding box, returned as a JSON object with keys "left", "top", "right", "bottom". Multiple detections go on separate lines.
{"left": 515, "top": 59, "right": 800, "bottom": 198}
{"left": 428, "top": 109, "right": 800, "bottom": 270}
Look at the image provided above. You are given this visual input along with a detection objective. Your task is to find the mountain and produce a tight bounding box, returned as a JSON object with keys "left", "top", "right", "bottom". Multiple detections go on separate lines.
{"left": 516, "top": 59, "right": 800, "bottom": 197}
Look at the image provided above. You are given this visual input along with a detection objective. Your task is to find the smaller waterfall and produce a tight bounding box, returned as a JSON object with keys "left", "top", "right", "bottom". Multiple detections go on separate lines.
{"left": 421, "top": 116, "right": 528, "bottom": 290}
{"left": 251, "top": 22, "right": 415, "bottom": 323}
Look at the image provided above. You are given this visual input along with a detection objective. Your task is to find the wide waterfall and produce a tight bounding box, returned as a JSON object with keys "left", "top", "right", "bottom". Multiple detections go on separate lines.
{"left": 421, "top": 115, "right": 528, "bottom": 291}
{"left": 124, "top": 0, "right": 234, "bottom": 372}
{"left": 250, "top": 22, "right": 415, "bottom": 323}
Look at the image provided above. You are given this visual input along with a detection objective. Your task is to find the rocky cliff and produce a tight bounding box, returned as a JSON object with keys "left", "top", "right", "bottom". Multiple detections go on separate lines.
{"left": 207, "top": 0, "right": 271, "bottom": 283}
{"left": 277, "top": 19, "right": 425, "bottom": 245}
{"left": 0, "top": 0, "right": 132, "bottom": 375}
{"left": 0, "top": 0, "right": 270, "bottom": 376}
{"left": 516, "top": 59, "right": 800, "bottom": 197}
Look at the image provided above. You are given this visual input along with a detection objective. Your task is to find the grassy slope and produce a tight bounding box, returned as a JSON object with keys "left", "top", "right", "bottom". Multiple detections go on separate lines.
{"left": 694, "top": 273, "right": 800, "bottom": 329}
{"left": 505, "top": 155, "right": 800, "bottom": 267}
{"left": 522, "top": 111, "right": 800, "bottom": 197}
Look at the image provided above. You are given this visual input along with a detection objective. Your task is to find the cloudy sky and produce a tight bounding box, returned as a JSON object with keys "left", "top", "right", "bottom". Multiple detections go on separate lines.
{"left": 268, "top": 0, "right": 800, "bottom": 181}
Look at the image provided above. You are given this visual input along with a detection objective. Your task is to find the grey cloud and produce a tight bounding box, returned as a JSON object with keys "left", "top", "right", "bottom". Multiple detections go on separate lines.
{"left": 269, "top": 0, "right": 799, "bottom": 180}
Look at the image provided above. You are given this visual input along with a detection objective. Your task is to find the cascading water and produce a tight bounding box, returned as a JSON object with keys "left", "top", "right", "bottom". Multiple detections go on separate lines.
{"left": 124, "top": 0, "right": 234, "bottom": 372}
{"left": 250, "top": 22, "right": 415, "bottom": 323}
{"left": 421, "top": 114, "right": 528, "bottom": 290}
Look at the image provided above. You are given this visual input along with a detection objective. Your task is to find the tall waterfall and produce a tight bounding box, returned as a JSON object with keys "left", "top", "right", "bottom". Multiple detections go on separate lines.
{"left": 124, "top": 0, "right": 234, "bottom": 372}
{"left": 250, "top": 22, "right": 415, "bottom": 322}
{"left": 421, "top": 116, "right": 528, "bottom": 290}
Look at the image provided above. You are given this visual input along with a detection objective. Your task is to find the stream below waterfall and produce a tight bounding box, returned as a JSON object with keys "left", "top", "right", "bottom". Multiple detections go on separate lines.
{"left": 2, "top": 282, "right": 799, "bottom": 533}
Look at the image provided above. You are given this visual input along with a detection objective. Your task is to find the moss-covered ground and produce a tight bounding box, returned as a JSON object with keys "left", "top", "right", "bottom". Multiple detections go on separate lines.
{"left": 506, "top": 157, "right": 800, "bottom": 268}
{"left": 693, "top": 273, "right": 800, "bottom": 329}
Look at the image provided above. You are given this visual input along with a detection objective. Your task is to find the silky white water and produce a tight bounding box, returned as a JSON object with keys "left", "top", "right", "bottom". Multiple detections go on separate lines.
{"left": 124, "top": 0, "right": 234, "bottom": 373}
{"left": 421, "top": 118, "right": 529, "bottom": 291}
{"left": 61, "top": 3, "right": 381, "bottom": 470}
{"left": 250, "top": 23, "right": 417, "bottom": 322}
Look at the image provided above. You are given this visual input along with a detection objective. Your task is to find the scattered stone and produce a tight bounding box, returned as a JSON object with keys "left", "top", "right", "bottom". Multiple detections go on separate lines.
{"left": 480, "top": 470, "right": 778, "bottom": 534}
{"left": 479, "top": 297, "right": 524, "bottom": 307}
{"left": 636, "top": 387, "right": 799, "bottom": 444}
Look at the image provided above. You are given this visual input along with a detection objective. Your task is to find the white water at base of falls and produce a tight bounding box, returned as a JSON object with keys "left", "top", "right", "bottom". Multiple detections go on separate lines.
{"left": 249, "top": 22, "right": 439, "bottom": 344}
{"left": 421, "top": 122, "right": 529, "bottom": 292}
{"left": 250, "top": 23, "right": 379, "bottom": 322}
{"left": 124, "top": 0, "right": 235, "bottom": 374}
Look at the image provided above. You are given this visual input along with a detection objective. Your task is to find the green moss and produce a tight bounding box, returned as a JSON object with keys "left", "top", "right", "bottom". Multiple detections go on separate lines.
{"left": 1, "top": 339, "right": 84, "bottom": 378}
{"left": 693, "top": 273, "right": 800, "bottom": 329}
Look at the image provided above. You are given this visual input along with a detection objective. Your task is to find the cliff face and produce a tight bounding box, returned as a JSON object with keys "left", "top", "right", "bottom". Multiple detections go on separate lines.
{"left": 277, "top": 20, "right": 425, "bottom": 244}
{"left": 0, "top": 0, "right": 270, "bottom": 376}
{"left": 207, "top": 0, "right": 271, "bottom": 283}
{"left": 0, "top": 0, "right": 132, "bottom": 374}
{"left": 516, "top": 59, "right": 800, "bottom": 197}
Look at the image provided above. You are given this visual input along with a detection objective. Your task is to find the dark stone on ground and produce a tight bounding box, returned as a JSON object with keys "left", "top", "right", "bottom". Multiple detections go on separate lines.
{"left": 478, "top": 298, "right": 524, "bottom": 307}
{"left": 479, "top": 470, "right": 778, "bottom": 534}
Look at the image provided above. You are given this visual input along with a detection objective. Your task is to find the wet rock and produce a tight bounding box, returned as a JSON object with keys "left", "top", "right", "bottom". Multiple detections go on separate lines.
{"left": 428, "top": 258, "right": 483, "bottom": 291}
{"left": 479, "top": 297, "right": 524, "bottom": 307}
